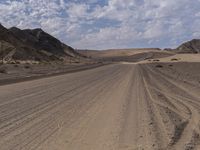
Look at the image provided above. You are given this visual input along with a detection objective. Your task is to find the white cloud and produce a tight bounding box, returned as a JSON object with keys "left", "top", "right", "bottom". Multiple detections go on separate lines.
{"left": 66, "top": 3, "right": 89, "bottom": 21}
{"left": 0, "top": 0, "right": 200, "bottom": 49}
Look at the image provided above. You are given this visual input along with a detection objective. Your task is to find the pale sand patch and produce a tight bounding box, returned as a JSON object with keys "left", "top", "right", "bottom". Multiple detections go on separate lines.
{"left": 139, "top": 54, "right": 200, "bottom": 64}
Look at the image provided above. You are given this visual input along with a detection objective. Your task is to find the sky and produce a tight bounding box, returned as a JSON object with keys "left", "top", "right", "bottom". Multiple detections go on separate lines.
{"left": 0, "top": 0, "right": 200, "bottom": 50}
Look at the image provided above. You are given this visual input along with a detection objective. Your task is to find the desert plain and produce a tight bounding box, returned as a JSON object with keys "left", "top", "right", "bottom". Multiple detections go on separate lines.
{"left": 0, "top": 48, "right": 200, "bottom": 150}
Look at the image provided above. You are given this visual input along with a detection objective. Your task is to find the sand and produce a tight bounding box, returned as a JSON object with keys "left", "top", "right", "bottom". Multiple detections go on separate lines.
{"left": 0, "top": 61, "right": 200, "bottom": 150}
{"left": 141, "top": 54, "right": 200, "bottom": 63}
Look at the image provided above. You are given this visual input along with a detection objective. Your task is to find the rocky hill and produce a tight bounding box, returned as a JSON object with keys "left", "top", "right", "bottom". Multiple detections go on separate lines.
{"left": 175, "top": 39, "right": 200, "bottom": 53}
{"left": 0, "top": 24, "right": 84, "bottom": 64}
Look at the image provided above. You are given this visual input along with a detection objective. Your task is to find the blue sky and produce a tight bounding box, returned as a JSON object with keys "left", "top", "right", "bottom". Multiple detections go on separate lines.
{"left": 0, "top": 0, "right": 200, "bottom": 50}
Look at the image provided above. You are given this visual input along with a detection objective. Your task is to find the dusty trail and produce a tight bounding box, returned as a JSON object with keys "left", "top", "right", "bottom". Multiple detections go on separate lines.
{"left": 0, "top": 63, "right": 200, "bottom": 150}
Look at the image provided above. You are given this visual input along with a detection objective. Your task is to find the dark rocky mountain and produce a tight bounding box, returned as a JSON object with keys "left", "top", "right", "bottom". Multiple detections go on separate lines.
{"left": 0, "top": 24, "right": 23, "bottom": 47}
{"left": 175, "top": 39, "right": 200, "bottom": 53}
{"left": 0, "top": 24, "right": 85, "bottom": 64}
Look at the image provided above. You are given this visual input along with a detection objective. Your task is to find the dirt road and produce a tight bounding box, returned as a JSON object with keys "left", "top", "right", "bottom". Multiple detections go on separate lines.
{"left": 0, "top": 63, "right": 200, "bottom": 150}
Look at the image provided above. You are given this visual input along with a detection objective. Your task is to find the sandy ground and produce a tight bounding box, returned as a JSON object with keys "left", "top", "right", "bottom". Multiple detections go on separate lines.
{"left": 78, "top": 49, "right": 161, "bottom": 58}
{"left": 141, "top": 54, "right": 200, "bottom": 63}
{"left": 0, "top": 63, "right": 104, "bottom": 85}
{"left": 0, "top": 62, "right": 200, "bottom": 150}
{"left": 78, "top": 49, "right": 174, "bottom": 62}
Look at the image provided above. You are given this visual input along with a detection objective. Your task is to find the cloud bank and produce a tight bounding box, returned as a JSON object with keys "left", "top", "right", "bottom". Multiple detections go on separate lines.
{"left": 0, "top": 0, "right": 200, "bottom": 49}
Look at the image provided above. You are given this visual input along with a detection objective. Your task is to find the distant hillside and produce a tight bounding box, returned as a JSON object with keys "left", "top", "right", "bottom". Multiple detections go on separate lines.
{"left": 78, "top": 48, "right": 161, "bottom": 58}
{"left": 78, "top": 48, "right": 173, "bottom": 62}
{"left": 175, "top": 39, "right": 200, "bottom": 53}
{"left": 0, "top": 24, "right": 85, "bottom": 64}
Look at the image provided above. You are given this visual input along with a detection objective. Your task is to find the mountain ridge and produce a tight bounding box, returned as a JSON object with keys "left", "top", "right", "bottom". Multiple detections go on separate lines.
{"left": 0, "top": 24, "right": 85, "bottom": 64}
{"left": 174, "top": 39, "right": 200, "bottom": 53}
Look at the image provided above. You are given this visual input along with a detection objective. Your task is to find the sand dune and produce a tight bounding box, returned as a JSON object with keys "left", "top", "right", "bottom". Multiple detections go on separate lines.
{"left": 0, "top": 62, "right": 200, "bottom": 150}
{"left": 79, "top": 49, "right": 174, "bottom": 63}
{"left": 78, "top": 48, "right": 161, "bottom": 58}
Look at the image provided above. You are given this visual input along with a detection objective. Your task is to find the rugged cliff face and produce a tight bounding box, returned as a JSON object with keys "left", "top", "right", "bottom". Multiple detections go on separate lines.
{"left": 0, "top": 24, "right": 84, "bottom": 63}
{"left": 175, "top": 39, "right": 200, "bottom": 53}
